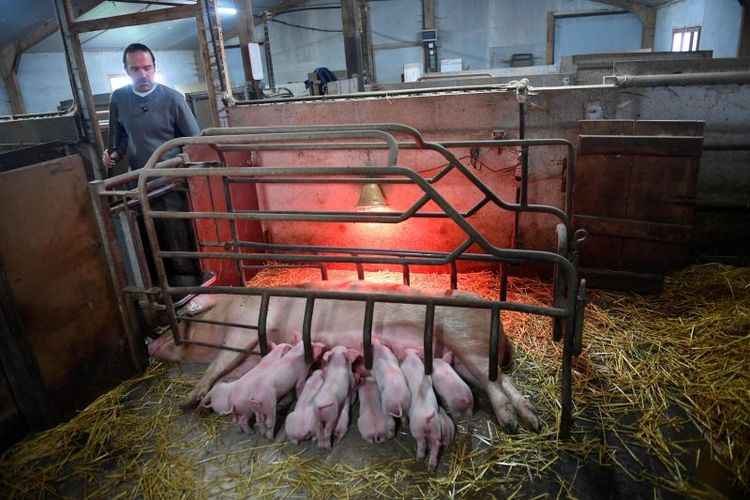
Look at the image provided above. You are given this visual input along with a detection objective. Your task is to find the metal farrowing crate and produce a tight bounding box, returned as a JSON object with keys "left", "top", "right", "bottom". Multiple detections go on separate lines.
{"left": 90, "top": 122, "right": 587, "bottom": 437}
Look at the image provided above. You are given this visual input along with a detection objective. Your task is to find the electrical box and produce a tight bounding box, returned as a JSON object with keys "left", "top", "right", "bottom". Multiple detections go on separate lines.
{"left": 420, "top": 29, "right": 437, "bottom": 42}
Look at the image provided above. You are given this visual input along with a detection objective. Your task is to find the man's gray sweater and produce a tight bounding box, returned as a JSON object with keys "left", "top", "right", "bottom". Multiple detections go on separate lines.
{"left": 108, "top": 84, "right": 200, "bottom": 170}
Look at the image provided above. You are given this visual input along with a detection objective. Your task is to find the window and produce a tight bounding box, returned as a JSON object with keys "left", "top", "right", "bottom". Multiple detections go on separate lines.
{"left": 108, "top": 73, "right": 166, "bottom": 91}
{"left": 672, "top": 26, "right": 701, "bottom": 52}
{"left": 109, "top": 75, "right": 131, "bottom": 91}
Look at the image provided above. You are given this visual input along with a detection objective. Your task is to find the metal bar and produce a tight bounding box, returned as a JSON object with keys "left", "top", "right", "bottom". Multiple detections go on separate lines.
{"left": 499, "top": 264, "right": 508, "bottom": 301}
{"left": 176, "top": 315, "right": 258, "bottom": 330}
{"left": 363, "top": 300, "right": 374, "bottom": 369}
{"left": 450, "top": 261, "right": 457, "bottom": 290}
{"left": 137, "top": 166, "right": 578, "bottom": 300}
{"left": 519, "top": 101, "right": 529, "bottom": 208}
{"left": 232, "top": 83, "right": 510, "bottom": 104}
{"left": 257, "top": 293, "right": 270, "bottom": 355}
{"left": 402, "top": 264, "right": 410, "bottom": 285}
{"left": 223, "top": 177, "right": 244, "bottom": 283}
{"left": 224, "top": 176, "right": 415, "bottom": 184}
{"left": 423, "top": 304, "right": 435, "bottom": 375}
{"left": 611, "top": 71, "right": 750, "bottom": 87}
{"left": 167, "top": 285, "right": 570, "bottom": 318}
{"left": 134, "top": 130, "right": 400, "bottom": 171}
{"left": 302, "top": 297, "right": 315, "bottom": 364}
{"left": 159, "top": 237, "right": 477, "bottom": 267}
{"left": 489, "top": 304, "right": 500, "bottom": 381}
{"left": 180, "top": 338, "right": 254, "bottom": 354}
{"left": 89, "top": 181, "right": 146, "bottom": 372}
{"left": 172, "top": 247, "right": 523, "bottom": 266}
{"left": 197, "top": 238, "right": 491, "bottom": 261}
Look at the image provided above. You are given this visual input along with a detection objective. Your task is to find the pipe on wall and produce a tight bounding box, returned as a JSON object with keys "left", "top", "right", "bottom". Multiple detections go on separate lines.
{"left": 610, "top": 71, "right": 750, "bottom": 87}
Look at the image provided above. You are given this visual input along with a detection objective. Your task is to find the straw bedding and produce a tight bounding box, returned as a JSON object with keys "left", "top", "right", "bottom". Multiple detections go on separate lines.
{"left": 1, "top": 263, "right": 747, "bottom": 499}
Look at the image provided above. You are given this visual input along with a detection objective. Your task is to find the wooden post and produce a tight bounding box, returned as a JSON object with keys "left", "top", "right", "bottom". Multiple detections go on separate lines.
{"left": 1, "top": 68, "right": 25, "bottom": 115}
{"left": 236, "top": 0, "right": 261, "bottom": 99}
{"left": 422, "top": 0, "right": 436, "bottom": 73}
{"left": 196, "top": 0, "right": 232, "bottom": 127}
{"left": 546, "top": 12, "right": 555, "bottom": 65}
{"left": 54, "top": 0, "right": 105, "bottom": 179}
{"left": 740, "top": 4, "right": 750, "bottom": 57}
{"left": 358, "top": 0, "right": 374, "bottom": 85}
{"left": 341, "top": 0, "right": 364, "bottom": 88}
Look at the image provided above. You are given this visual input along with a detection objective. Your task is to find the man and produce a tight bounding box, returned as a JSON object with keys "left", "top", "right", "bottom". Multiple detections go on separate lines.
{"left": 102, "top": 43, "right": 200, "bottom": 170}
{"left": 103, "top": 43, "right": 203, "bottom": 291}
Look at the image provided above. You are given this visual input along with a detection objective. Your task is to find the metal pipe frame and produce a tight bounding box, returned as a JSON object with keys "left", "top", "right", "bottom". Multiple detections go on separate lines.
{"left": 94, "top": 123, "right": 584, "bottom": 437}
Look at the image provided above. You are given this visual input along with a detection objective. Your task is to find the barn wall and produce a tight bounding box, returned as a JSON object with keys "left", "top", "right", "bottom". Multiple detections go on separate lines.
{"left": 221, "top": 83, "right": 750, "bottom": 264}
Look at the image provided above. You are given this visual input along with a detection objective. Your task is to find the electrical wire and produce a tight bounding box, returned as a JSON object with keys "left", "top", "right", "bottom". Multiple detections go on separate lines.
{"left": 270, "top": 18, "right": 342, "bottom": 33}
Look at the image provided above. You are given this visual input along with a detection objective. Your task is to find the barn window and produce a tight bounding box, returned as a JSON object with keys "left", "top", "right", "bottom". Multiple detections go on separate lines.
{"left": 672, "top": 26, "right": 701, "bottom": 52}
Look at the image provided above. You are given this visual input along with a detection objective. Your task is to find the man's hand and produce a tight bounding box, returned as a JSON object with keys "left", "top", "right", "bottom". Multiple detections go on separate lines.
{"left": 102, "top": 149, "right": 120, "bottom": 168}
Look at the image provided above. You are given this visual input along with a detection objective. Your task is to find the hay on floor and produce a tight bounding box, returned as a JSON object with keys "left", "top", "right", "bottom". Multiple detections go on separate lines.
{"left": 0, "top": 264, "right": 747, "bottom": 498}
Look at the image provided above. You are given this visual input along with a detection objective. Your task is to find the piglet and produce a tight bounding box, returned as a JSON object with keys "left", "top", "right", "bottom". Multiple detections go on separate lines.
{"left": 249, "top": 341, "right": 326, "bottom": 439}
{"left": 199, "top": 347, "right": 281, "bottom": 417}
{"left": 228, "top": 343, "right": 292, "bottom": 433}
{"left": 357, "top": 376, "right": 396, "bottom": 443}
{"left": 371, "top": 341, "right": 411, "bottom": 421}
{"left": 432, "top": 351, "right": 474, "bottom": 419}
{"left": 314, "top": 346, "right": 360, "bottom": 449}
{"left": 400, "top": 349, "right": 451, "bottom": 471}
{"left": 285, "top": 369, "right": 325, "bottom": 444}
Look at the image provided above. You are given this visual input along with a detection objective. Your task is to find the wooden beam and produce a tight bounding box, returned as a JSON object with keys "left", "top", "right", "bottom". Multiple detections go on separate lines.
{"left": 546, "top": 11, "right": 555, "bottom": 65}
{"left": 236, "top": 0, "right": 261, "bottom": 97}
{"left": 55, "top": 0, "right": 105, "bottom": 178}
{"left": 341, "top": 0, "right": 363, "bottom": 83}
{"left": 71, "top": 4, "right": 197, "bottom": 33}
{"left": 740, "top": 4, "right": 750, "bottom": 57}
{"left": 1, "top": 71, "right": 25, "bottom": 115}
{"left": 0, "top": 0, "right": 102, "bottom": 70}
{"left": 422, "top": 0, "right": 436, "bottom": 73}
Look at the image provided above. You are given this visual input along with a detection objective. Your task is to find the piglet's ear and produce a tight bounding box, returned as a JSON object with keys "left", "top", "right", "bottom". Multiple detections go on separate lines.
{"left": 322, "top": 350, "right": 332, "bottom": 363}
{"left": 345, "top": 348, "right": 362, "bottom": 363}
{"left": 442, "top": 351, "right": 454, "bottom": 365}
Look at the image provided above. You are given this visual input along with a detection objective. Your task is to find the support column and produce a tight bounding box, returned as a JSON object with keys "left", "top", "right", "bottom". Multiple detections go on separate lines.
{"left": 341, "top": 0, "right": 364, "bottom": 90}
{"left": 197, "top": 0, "right": 232, "bottom": 127}
{"left": 236, "top": 0, "right": 262, "bottom": 99}
{"left": 422, "top": 0, "right": 437, "bottom": 73}
{"left": 54, "top": 0, "right": 105, "bottom": 179}
{"left": 1, "top": 68, "right": 25, "bottom": 115}
{"left": 740, "top": 4, "right": 750, "bottom": 57}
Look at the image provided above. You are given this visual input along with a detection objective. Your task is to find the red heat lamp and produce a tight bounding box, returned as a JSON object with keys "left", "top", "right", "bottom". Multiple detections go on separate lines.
{"left": 355, "top": 183, "right": 389, "bottom": 211}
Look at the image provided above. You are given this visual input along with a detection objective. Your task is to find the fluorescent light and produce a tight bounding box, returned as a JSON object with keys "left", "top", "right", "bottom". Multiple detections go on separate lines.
{"left": 217, "top": 7, "right": 237, "bottom": 15}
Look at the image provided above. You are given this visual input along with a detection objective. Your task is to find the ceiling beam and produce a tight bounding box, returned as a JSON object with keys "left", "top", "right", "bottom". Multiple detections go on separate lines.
{"left": 0, "top": 0, "right": 104, "bottom": 115}
{"left": 0, "top": 0, "right": 103, "bottom": 74}
{"left": 70, "top": 4, "right": 197, "bottom": 33}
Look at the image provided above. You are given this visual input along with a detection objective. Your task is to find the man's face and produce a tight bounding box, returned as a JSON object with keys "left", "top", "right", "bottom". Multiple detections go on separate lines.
{"left": 125, "top": 50, "right": 155, "bottom": 92}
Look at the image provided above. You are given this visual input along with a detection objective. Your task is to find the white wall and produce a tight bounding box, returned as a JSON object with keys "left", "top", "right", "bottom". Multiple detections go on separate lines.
{"left": 237, "top": 0, "right": 627, "bottom": 85}
{"left": 655, "top": 0, "right": 742, "bottom": 57}
{"left": 12, "top": 49, "right": 201, "bottom": 114}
